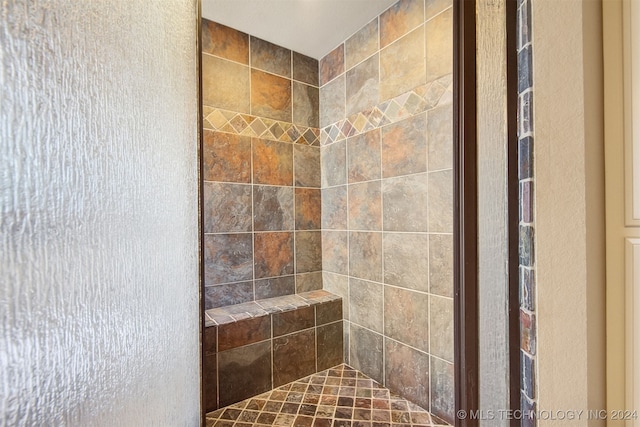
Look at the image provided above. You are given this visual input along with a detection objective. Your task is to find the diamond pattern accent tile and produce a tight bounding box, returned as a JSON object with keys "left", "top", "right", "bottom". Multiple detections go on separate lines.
{"left": 206, "top": 364, "right": 451, "bottom": 427}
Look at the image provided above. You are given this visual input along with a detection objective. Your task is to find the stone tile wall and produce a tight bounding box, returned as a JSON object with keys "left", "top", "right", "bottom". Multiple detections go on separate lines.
{"left": 318, "top": 0, "right": 455, "bottom": 423}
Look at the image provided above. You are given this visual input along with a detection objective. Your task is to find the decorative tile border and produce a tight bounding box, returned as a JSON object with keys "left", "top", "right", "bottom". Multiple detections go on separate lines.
{"left": 321, "top": 74, "right": 453, "bottom": 146}
{"left": 203, "top": 107, "right": 321, "bottom": 146}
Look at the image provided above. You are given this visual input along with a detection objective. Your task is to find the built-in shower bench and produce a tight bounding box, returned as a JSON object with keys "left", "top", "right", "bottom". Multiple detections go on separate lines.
{"left": 203, "top": 290, "right": 344, "bottom": 412}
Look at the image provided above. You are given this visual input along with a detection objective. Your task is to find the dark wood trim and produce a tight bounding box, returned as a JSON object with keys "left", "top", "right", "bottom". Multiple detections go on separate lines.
{"left": 197, "top": 0, "right": 205, "bottom": 425}
{"left": 453, "top": 0, "right": 479, "bottom": 426}
{"left": 505, "top": 0, "right": 522, "bottom": 425}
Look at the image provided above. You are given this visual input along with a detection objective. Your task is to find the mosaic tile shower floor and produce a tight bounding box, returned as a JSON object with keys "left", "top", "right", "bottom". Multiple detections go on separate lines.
{"left": 206, "top": 364, "right": 450, "bottom": 427}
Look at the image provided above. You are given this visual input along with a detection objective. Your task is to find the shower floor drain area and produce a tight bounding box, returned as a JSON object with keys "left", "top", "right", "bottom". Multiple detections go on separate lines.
{"left": 206, "top": 364, "right": 450, "bottom": 427}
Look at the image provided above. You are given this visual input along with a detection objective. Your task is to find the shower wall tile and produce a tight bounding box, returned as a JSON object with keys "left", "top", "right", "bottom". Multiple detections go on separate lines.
{"left": 250, "top": 36, "right": 291, "bottom": 78}
{"left": 382, "top": 173, "right": 429, "bottom": 232}
{"left": 202, "top": 19, "right": 249, "bottom": 65}
{"left": 203, "top": 54, "right": 250, "bottom": 113}
{"left": 430, "top": 357, "right": 454, "bottom": 424}
{"left": 430, "top": 296, "right": 454, "bottom": 362}
{"left": 295, "top": 188, "right": 322, "bottom": 230}
{"left": 204, "top": 234, "right": 253, "bottom": 285}
{"left": 426, "top": 0, "right": 453, "bottom": 19}
{"left": 427, "top": 104, "right": 453, "bottom": 171}
{"left": 320, "top": 75, "right": 346, "bottom": 128}
{"left": 321, "top": 186, "right": 348, "bottom": 230}
{"left": 273, "top": 306, "right": 315, "bottom": 337}
{"left": 203, "top": 130, "right": 252, "bottom": 183}
{"left": 383, "top": 233, "right": 429, "bottom": 292}
{"left": 320, "top": 44, "right": 345, "bottom": 86}
{"left": 323, "top": 272, "right": 350, "bottom": 320}
{"left": 273, "top": 329, "right": 316, "bottom": 386}
{"left": 429, "top": 234, "right": 453, "bottom": 297}
{"left": 251, "top": 69, "right": 293, "bottom": 122}
{"left": 218, "top": 315, "right": 272, "bottom": 351}
{"left": 204, "top": 353, "right": 218, "bottom": 412}
{"left": 254, "top": 232, "right": 295, "bottom": 278}
{"left": 384, "top": 286, "right": 429, "bottom": 352}
{"left": 349, "top": 278, "right": 383, "bottom": 333}
{"left": 316, "top": 299, "right": 343, "bottom": 325}
{"left": 317, "top": 321, "right": 344, "bottom": 370}
{"left": 379, "top": 25, "right": 426, "bottom": 102}
{"left": 294, "top": 145, "right": 321, "bottom": 188}
{"left": 346, "top": 54, "right": 380, "bottom": 117}
{"left": 350, "top": 324, "right": 384, "bottom": 384}
{"left": 427, "top": 169, "right": 453, "bottom": 233}
{"left": 347, "top": 130, "right": 381, "bottom": 183}
{"left": 384, "top": 339, "right": 430, "bottom": 410}
{"left": 425, "top": 7, "right": 453, "bottom": 83}
{"left": 205, "top": 281, "right": 254, "bottom": 310}
{"left": 321, "top": 140, "right": 347, "bottom": 187}
{"left": 255, "top": 276, "right": 296, "bottom": 300}
{"left": 203, "top": 182, "right": 252, "bottom": 233}
{"left": 293, "top": 52, "right": 319, "bottom": 86}
{"left": 293, "top": 82, "right": 320, "bottom": 128}
{"left": 296, "top": 272, "right": 323, "bottom": 293}
{"left": 253, "top": 138, "right": 294, "bottom": 186}
{"left": 380, "top": 0, "right": 424, "bottom": 48}
{"left": 218, "top": 341, "right": 272, "bottom": 407}
{"left": 348, "top": 181, "right": 382, "bottom": 231}
{"left": 253, "top": 186, "right": 295, "bottom": 231}
{"left": 381, "top": 113, "right": 427, "bottom": 178}
{"left": 322, "top": 231, "right": 348, "bottom": 275}
{"left": 295, "top": 231, "right": 323, "bottom": 273}
{"left": 349, "top": 232, "right": 382, "bottom": 282}
{"left": 345, "top": 18, "right": 379, "bottom": 70}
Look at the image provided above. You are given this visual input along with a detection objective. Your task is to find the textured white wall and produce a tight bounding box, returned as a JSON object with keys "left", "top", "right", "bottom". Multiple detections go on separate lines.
{"left": 0, "top": 1, "right": 201, "bottom": 425}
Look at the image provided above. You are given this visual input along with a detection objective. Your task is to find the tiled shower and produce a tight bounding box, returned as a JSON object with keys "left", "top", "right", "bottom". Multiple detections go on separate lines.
{"left": 202, "top": 0, "right": 454, "bottom": 424}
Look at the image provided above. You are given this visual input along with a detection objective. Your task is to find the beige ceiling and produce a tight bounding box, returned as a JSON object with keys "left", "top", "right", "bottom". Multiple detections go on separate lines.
{"left": 202, "top": 0, "right": 398, "bottom": 60}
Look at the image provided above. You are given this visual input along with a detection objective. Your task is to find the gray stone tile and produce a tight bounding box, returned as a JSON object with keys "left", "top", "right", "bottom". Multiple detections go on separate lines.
{"left": 348, "top": 181, "right": 382, "bottom": 231}
{"left": 347, "top": 129, "right": 381, "bottom": 183}
{"left": 346, "top": 54, "right": 379, "bottom": 117}
{"left": 320, "top": 74, "right": 346, "bottom": 127}
{"left": 430, "top": 295, "right": 453, "bottom": 362}
{"left": 323, "top": 272, "right": 350, "bottom": 320}
{"left": 321, "top": 140, "right": 347, "bottom": 187}
{"left": 255, "top": 275, "right": 296, "bottom": 300}
{"left": 379, "top": 25, "right": 426, "bottom": 102}
{"left": 204, "top": 233, "right": 253, "bottom": 286}
{"left": 382, "top": 173, "right": 428, "bottom": 232}
{"left": 349, "top": 232, "right": 382, "bottom": 282}
{"left": 204, "top": 182, "right": 252, "bottom": 233}
{"left": 345, "top": 18, "right": 378, "bottom": 70}
{"left": 294, "top": 144, "right": 321, "bottom": 188}
{"left": 295, "top": 231, "right": 323, "bottom": 273}
{"left": 384, "top": 339, "right": 429, "bottom": 409}
{"left": 253, "top": 185, "right": 294, "bottom": 231}
{"left": 383, "top": 232, "right": 429, "bottom": 292}
{"left": 381, "top": 113, "right": 427, "bottom": 178}
{"left": 429, "top": 233, "right": 453, "bottom": 297}
{"left": 349, "top": 278, "right": 383, "bottom": 333}
{"left": 321, "top": 185, "right": 348, "bottom": 230}
{"left": 427, "top": 104, "right": 453, "bottom": 171}
{"left": 430, "top": 357, "right": 454, "bottom": 424}
{"left": 317, "top": 321, "right": 344, "bottom": 370}
{"left": 205, "top": 282, "right": 254, "bottom": 310}
{"left": 296, "top": 272, "right": 323, "bottom": 293}
{"left": 322, "top": 231, "right": 348, "bottom": 275}
{"left": 293, "top": 82, "right": 319, "bottom": 128}
{"left": 384, "top": 286, "right": 429, "bottom": 352}
{"left": 250, "top": 36, "right": 291, "bottom": 77}
{"left": 350, "top": 324, "right": 384, "bottom": 384}
{"left": 293, "top": 51, "right": 319, "bottom": 86}
{"left": 428, "top": 169, "right": 453, "bottom": 233}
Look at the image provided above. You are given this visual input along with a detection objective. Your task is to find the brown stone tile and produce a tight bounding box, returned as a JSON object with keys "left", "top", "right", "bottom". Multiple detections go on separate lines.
{"left": 218, "top": 340, "right": 272, "bottom": 407}
{"left": 429, "top": 234, "right": 453, "bottom": 297}
{"left": 202, "top": 19, "right": 249, "bottom": 64}
{"left": 427, "top": 104, "right": 453, "bottom": 171}
{"left": 253, "top": 185, "right": 294, "bottom": 231}
{"left": 380, "top": 0, "right": 424, "bottom": 48}
{"left": 430, "top": 295, "right": 454, "bottom": 362}
{"left": 273, "top": 329, "right": 316, "bottom": 386}
{"left": 293, "top": 82, "right": 320, "bottom": 128}
{"left": 383, "top": 233, "right": 429, "bottom": 291}
{"left": 381, "top": 113, "right": 427, "bottom": 178}
{"left": 293, "top": 51, "right": 319, "bottom": 86}
{"left": 320, "top": 44, "right": 345, "bottom": 86}
{"left": 294, "top": 145, "right": 321, "bottom": 188}
{"left": 321, "top": 185, "right": 347, "bottom": 230}
{"left": 254, "top": 232, "right": 294, "bottom": 278}
{"left": 345, "top": 18, "right": 379, "bottom": 70}
{"left": 295, "top": 188, "right": 322, "bottom": 230}
{"left": 350, "top": 325, "right": 384, "bottom": 384}
{"left": 316, "top": 299, "right": 343, "bottom": 325}
{"left": 218, "top": 315, "right": 271, "bottom": 352}
{"left": 203, "top": 131, "right": 252, "bottom": 183}
{"left": 313, "top": 418, "right": 333, "bottom": 427}
{"left": 382, "top": 173, "right": 429, "bottom": 232}
{"left": 250, "top": 36, "right": 291, "bottom": 77}
{"left": 295, "top": 231, "right": 322, "bottom": 273}
{"left": 426, "top": 0, "right": 453, "bottom": 20}
{"left": 204, "top": 182, "right": 252, "bottom": 233}
{"left": 379, "top": 25, "right": 426, "bottom": 102}
{"left": 204, "top": 352, "right": 218, "bottom": 412}
{"left": 204, "top": 234, "right": 253, "bottom": 286}
{"left": 296, "top": 272, "right": 323, "bottom": 293}
{"left": 346, "top": 54, "right": 379, "bottom": 117}
{"left": 317, "top": 321, "right": 344, "bottom": 370}
{"left": 321, "top": 140, "right": 347, "bottom": 187}
{"left": 349, "top": 278, "right": 383, "bottom": 333}
{"left": 320, "top": 74, "right": 346, "bottom": 127}
{"left": 384, "top": 287, "right": 429, "bottom": 352}
{"left": 204, "top": 325, "right": 217, "bottom": 356}
{"left": 203, "top": 55, "right": 250, "bottom": 112}
{"left": 253, "top": 138, "right": 293, "bottom": 185}
{"left": 349, "top": 232, "right": 382, "bottom": 282}
{"left": 322, "top": 231, "right": 348, "bottom": 275}
{"left": 384, "top": 340, "right": 429, "bottom": 409}
{"left": 425, "top": 7, "right": 453, "bottom": 83}
{"left": 428, "top": 169, "right": 453, "bottom": 233}
{"left": 273, "top": 305, "right": 315, "bottom": 337}
{"left": 251, "top": 69, "right": 292, "bottom": 122}
{"left": 255, "top": 276, "right": 296, "bottom": 300}
{"left": 348, "top": 181, "right": 382, "bottom": 231}
{"left": 205, "top": 282, "right": 253, "bottom": 310}
{"left": 430, "top": 357, "right": 454, "bottom": 424}
{"left": 347, "top": 130, "right": 381, "bottom": 183}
